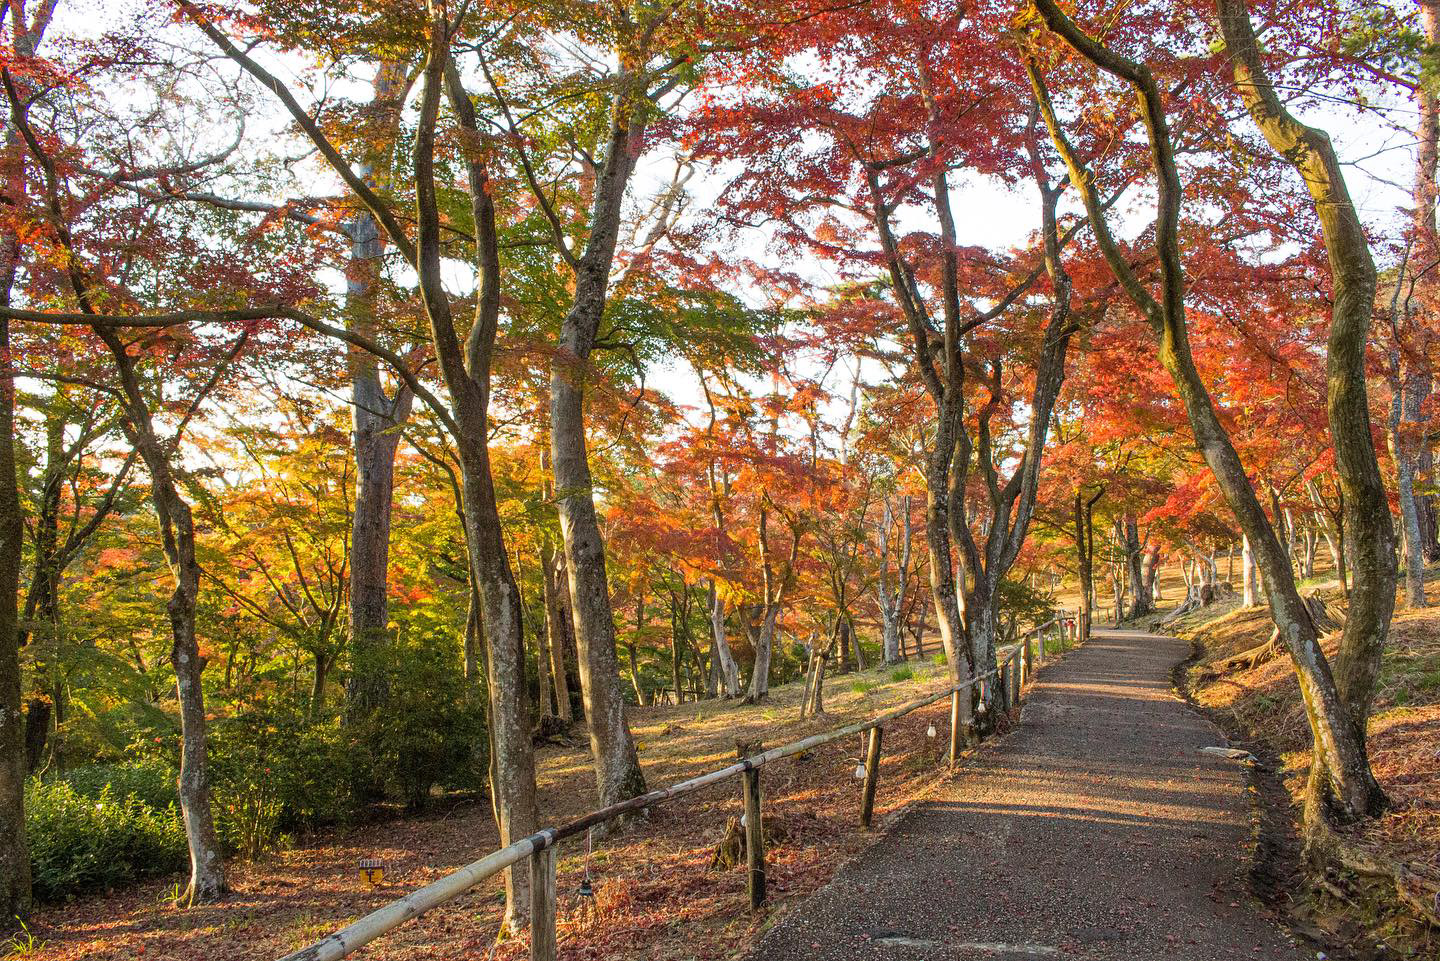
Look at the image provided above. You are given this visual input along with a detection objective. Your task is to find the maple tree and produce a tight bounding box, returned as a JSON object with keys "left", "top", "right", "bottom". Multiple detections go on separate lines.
{"left": 0, "top": 0, "right": 1432, "bottom": 942}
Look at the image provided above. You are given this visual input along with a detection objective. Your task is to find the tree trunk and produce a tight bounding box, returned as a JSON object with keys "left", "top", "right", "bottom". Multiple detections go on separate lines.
{"left": 543, "top": 52, "right": 656, "bottom": 810}
{"left": 551, "top": 392, "right": 645, "bottom": 804}
{"left": 1390, "top": 372, "right": 1429, "bottom": 608}
{"left": 1029, "top": 1, "right": 1387, "bottom": 824}
{"left": 747, "top": 603, "right": 782, "bottom": 701}
{"left": 1418, "top": 438, "right": 1439, "bottom": 563}
{"left": 1124, "top": 515, "right": 1153, "bottom": 618}
{"left": 94, "top": 330, "right": 227, "bottom": 903}
{"left": 535, "top": 608, "right": 554, "bottom": 719}
{"left": 541, "top": 543, "right": 574, "bottom": 722}
{"left": 707, "top": 580, "right": 740, "bottom": 698}
{"left": 1074, "top": 489, "right": 1101, "bottom": 641}
{"left": 0, "top": 304, "right": 30, "bottom": 921}
{"left": 343, "top": 62, "right": 412, "bottom": 724}
{"left": 459, "top": 452, "right": 538, "bottom": 923}
{"left": 1241, "top": 534, "right": 1259, "bottom": 608}
{"left": 1215, "top": 0, "right": 1398, "bottom": 831}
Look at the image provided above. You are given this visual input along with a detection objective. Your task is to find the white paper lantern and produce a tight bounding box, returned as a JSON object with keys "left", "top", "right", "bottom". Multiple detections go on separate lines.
{"left": 926, "top": 723, "right": 937, "bottom": 738}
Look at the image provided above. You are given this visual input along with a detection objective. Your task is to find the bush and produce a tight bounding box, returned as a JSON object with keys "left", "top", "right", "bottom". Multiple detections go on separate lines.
{"left": 353, "top": 630, "right": 487, "bottom": 809}
{"left": 59, "top": 760, "right": 177, "bottom": 811}
{"left": 932, "top": 651, "right": 948, "bottom": 666}
{"left": 890, "top": 666, "right": 915, "bottom": 683}
{"left": 26, "top": 780, "right": 187, "bottom": 901}
{"left": 208, "top": 703, "right": 357, "bottom": 855}
{"left": 850, "top": 679, "right": 878, "bottom": 694}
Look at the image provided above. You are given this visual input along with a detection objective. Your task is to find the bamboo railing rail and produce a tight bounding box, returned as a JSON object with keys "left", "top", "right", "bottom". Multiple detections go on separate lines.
{"left": 279, "top": 611, "right": 1079, "bottom": 961}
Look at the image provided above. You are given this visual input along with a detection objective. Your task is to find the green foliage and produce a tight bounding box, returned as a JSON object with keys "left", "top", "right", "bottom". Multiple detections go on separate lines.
{"left": 209, "top": 704, "right": 355, "bottom": 844}
{"left": 1337, "top": 4, "right": 1437, "bottom": 95}
{"left": 997, "top": 577, "right": 1058, "bottom": 636}
{"left": 1, "top": 919, "right": 45, "bottom": 959}
{"left": 352, "top": 629, "right": 486, "bottom": 810}
{"left": 25, "top": 780, "right": 187, "bottom": 902}
{"left": 57, "top": 760, "right": 177, "bottom": 811}
{"left": 850, "top": 679, "right": 878, "bottom": 694}
{"left": 932, "top": 651, "right": 948, "bottom": 667}
{"left": 889, "top": 665, "right": 914, "bottom": 683}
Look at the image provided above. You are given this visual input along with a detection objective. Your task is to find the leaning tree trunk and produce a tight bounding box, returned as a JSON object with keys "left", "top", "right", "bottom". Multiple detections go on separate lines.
{"left": 1028, "top": 1, "right": 1386, "bottom": 826}
{"left": 1217, "top": 0, "right": 1396, "bottom": 831}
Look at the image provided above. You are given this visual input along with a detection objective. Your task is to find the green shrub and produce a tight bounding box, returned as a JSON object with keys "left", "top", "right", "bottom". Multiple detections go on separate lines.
{"left": 932, "top": 651, "right": 948, "bottom": 667}
{"left": 26, "top": 780, "right": 187, "bottom": 901}
{"left": 850, "top": 679, "right": 878, "bottom": 694}
{"left": 59, "top": 760, "right": 178, "bottom": 811}
{"left": 353, "top": 630, "right": 486, "bottom": 809}
{"left": 890, "top": 666, "right": 915, "bottom": 683}
{"left": 209, "top": 703, "right": 357, "bottom": 854}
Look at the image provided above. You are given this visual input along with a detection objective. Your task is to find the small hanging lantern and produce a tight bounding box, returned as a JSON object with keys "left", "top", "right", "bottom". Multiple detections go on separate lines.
{"left": 358, "top": 857, "right": 385, "bottom": 887}
{"left": 578, "top": 826, "right": 596, "bottom": 899}
{"left": 853, "top": 761, "right": 867, "bottom": 779}
{"left": 926, "top": 723, "right": 937, "bottom": 739}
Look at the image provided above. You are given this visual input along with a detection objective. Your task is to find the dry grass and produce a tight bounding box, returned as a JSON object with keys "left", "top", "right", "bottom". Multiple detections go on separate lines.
{"left": 1181, "top": 569, "right": 1440, "bottom": 952}
{"left": 32, "top": 655, "right": 1005, "bottom": 961}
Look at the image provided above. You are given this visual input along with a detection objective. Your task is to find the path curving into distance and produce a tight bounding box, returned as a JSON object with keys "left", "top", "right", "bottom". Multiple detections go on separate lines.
{"left": 748, "top": 629, "right": 1308, "bottom": 961}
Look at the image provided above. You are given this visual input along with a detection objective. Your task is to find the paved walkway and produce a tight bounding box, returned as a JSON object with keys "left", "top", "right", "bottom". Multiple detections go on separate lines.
{"left": 749, "top": 630, "right": 1307, "bottom": 961}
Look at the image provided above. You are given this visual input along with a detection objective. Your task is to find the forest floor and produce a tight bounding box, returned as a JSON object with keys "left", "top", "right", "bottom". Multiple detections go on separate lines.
{"left": 31, "top": 650, "right": 1037, "bottom": 961}
{"left": 1175, "top": 566, "right": 1440, "bottom": 959}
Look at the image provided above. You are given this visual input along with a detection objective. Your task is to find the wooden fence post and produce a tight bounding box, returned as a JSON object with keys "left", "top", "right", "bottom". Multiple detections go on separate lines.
{"left": 742, "top": 766, "right": 766, "bottom": 908}
{"left": 529, "top": 845, "right": 557, "bottom": 961}
{"left": 950, "top": 688, "right": 961, "bottom": 772}
{"left": 860, "top": 726, "right": 883, "bottom": 829}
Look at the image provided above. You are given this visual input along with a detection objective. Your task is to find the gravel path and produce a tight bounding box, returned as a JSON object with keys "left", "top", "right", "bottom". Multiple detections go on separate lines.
{"left": 748, "top": 629, "right": 1309, "bottom": 961}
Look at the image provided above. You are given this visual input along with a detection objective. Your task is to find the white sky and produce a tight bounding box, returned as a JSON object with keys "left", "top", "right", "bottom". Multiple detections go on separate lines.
{"left": 36, "top": 0, "right": 1421, "bottom": 441}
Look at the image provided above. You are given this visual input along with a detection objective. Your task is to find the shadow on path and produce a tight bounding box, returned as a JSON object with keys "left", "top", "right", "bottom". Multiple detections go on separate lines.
{"left": 746, "top": 630, "right": 1307, "bottom": 961}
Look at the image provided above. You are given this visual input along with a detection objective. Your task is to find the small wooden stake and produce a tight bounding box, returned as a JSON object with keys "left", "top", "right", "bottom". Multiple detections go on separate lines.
{"left": 860, "top": 726, "right": 883, "bottom": 829}
{"left": 529, "top": 845, "right": 557, "bottom": 961}
{"left": 742, "top": 767, "right": 765, "bottom": 908}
